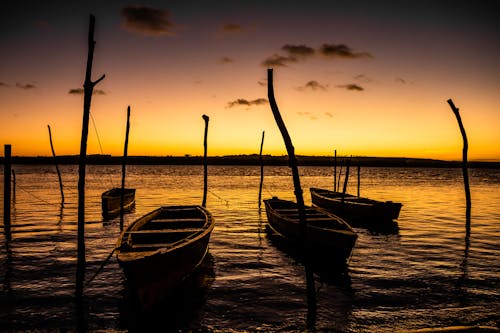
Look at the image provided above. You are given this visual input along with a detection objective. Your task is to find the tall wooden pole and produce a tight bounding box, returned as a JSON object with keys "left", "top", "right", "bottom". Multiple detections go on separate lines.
{"left": 202, "top": 114, "right": 209, "bottom": 208}
{"left": 76, "top": 14, "right": 105, "bottom": 297}
{"left": 120, "top": 106, "right": 131, "bottom": 231}
{"left": 333, "top": 150, "right": 337, "bottom": 192}
{"left": 268, "top": 68, "right": 316, "bottom": 324}
{"left": 3, "top": 145, "right": 12, "bottom": 241}
{"left": 447, "top": 99, "right": 471, "bottom": 229}
{"left": 341, "top": 156, "right": 352, "bottom": 203}
{"left": 357, "top": 163, "right": 360, "bottom": 198}
{"left": 11, "top": 169, "right": 16, "bottom": 204}
{"left": 48, "top": 125, "right": 65, "bottom": 205}
{"left": 258, "top": 131, "right": 265, "bottom": 208}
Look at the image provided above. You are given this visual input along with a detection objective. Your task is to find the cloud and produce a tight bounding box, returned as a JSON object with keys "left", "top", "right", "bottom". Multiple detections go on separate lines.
{"left": 0, "top": 82, "right": 10, "bottom": 87}
{"left": 297, "top": 112, "right": 318, "bottom": 120}
{"left": 68, "top": 88, "right": 106, "bottom": 95}
{"left": 221, "top": 23, "right": 241, "bottom": 33}
{"left": 226, "top": 98, "right": 268, "bottom": 108}
{"left": 336, "top": 84, "right": 364, "bottom": 91}
{"left": 220, "top": 57, "right": 234, "bottom": 64}
{"left": 121, "top": 6, "right": 175, "bottom": 36}
{"left": 319, "top": 43, "right": 372, "bottom": 59}
{"left": 395, "top": 77, "right": 407, "bottom": 84}
{"left": 297, "top": 80, "right": 328, "bottom": 91}
{"left": 257, "top": 80, "right": 266, "bottom": 86}
{"left": 261, "top": 54, "right": 298, "bottom": 67}
{"left": 16, "top": 83, "right": 36, "bottom": 89}
{"left": 282, "top": 44, "right": 315, "bottom": 58}
{"left": 324, "top": 112, "right": 334, "bottom": 118}
{"left": 354, "top": 74, "right": 373, "bottom": 83}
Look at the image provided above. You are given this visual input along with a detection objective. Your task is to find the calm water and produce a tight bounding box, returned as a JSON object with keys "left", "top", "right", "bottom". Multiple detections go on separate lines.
{"left": 0, "top": 165, "right": 499, "bottom": 332}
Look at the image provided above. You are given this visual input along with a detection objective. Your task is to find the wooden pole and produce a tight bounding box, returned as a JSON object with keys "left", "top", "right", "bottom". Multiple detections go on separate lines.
{"left": 258, "top": 131, "right": 265, "bottom": 208}
{"left": 341, "top": 156, "right": 352, "bottom": 203}
{"left": 3, "top": 144, "right": 12, "bottom": 241}
{"left": 333, "top": 150, "right": 337, "bottom": 192}
{"left": 337, "top": 163, "right": 343, "bottom": 193}
{"left": 48, "top": 125, "right": 65, "bottom": 205}
{"left": 202, "top": 114, "right": 209, "bottom": 208}
{"left": 268, "top": 68, "right": 316, "bottom": 319}
{"left": 447, "top": 99, "right": 471, "bottom": 228}
{"left": 120, "top": 106, "right": 131, "bottom": 231}
{"left": 12, "top": 169, "right": 16, "bottom": 204}
{"left": 76, "top": 14, "right": 105, "bottom": 297}
{"left": 357, "top": 163, "right": 360, "bottom": 198}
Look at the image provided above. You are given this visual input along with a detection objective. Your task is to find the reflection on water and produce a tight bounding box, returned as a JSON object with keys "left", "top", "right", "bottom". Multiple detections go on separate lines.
{"left": 0, "top": 165, "right": 499, "bottom": 331}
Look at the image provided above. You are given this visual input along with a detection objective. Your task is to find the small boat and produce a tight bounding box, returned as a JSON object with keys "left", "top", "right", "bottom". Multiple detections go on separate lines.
{"left": 101, "top": 187, "right": 136, "bottom": 218}
{"left": 116, "top": 205, "right": 215, "bottom": 309}
{"left": 310, "top": 187, "right": 402, "bottom": 226}
{"left": 264, "top": 197, "right": 357, "bottom": 266}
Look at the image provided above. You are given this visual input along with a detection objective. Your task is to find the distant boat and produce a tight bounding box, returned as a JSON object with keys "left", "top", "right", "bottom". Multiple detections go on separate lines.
{"left": 264, "top": 197, "right": 357, "bottom": 266}
{"left": 101, "top": 187, "right": 136, "bottom": 218}
{"left": 116, "top": 205, "right": 215, "bottom": 309}
{"left": 310, "top": 187, "right": 402, "bottom": 226}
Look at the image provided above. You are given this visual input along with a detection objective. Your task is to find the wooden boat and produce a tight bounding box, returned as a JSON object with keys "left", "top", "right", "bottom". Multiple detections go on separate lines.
{"left": 101, "top": 187, "right": 136, "bottom": 218}
{"left": 264, "top": 197, "right": 357, "bottom": 266}
{"left": 310, "top": 187, "right": 402, "bottom": 225}
{"left": 116, "top": 205, "right": 215, "bottom": 309}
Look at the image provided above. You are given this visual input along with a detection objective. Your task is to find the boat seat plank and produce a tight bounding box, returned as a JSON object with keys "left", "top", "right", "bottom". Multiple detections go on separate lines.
{"left": 125, "top": 228, "right": 203, "bottom": 234}
{"left": 151, "top": 218, "right": 206, "bottom": 223}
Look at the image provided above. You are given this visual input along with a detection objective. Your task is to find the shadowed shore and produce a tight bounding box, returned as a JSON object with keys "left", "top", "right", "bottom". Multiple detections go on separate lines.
{"left": 0, "top": 154, "right": 499, "bottom": 168}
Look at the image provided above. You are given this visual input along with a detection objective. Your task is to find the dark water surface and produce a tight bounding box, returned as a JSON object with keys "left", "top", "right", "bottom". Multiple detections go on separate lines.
{"left": 1, "top": 165, "right": 499, "bottom": 332}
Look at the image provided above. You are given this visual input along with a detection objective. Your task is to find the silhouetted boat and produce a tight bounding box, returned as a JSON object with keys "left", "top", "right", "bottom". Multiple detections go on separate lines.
{"left": 116, "top": 205, "right": 215, "bottom": 309}
{"left": 310, "top": 187, "right": 402, "bottom": 226}
{"left": 264, "top": 197, "right": 357, "bottom": 266}
{"left": 101, "top": 187, "right": 136, "bottom": 218}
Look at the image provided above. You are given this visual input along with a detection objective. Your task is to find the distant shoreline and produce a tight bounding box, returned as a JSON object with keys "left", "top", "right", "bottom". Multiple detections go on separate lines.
{"left": 1, "top": 154, "right": 499, "bottom": 168}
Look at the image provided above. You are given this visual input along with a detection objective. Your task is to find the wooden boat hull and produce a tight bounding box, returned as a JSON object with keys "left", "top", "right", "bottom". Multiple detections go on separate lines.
{"left": 101, "top": 188, "right": 136, "bottom": 218}
{"left": 310, "top": 187, "right": 402, "bottom": 225}
{"left": 116, "top": 205, "right": 214, "bottom": 309}
{"left": 264, "top": 197, "right": 357, "bottom": 266}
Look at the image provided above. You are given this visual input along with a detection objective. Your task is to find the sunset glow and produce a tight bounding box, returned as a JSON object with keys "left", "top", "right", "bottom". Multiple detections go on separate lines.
{"left": 1, "top": 1, "right": 499, "bottom": 161}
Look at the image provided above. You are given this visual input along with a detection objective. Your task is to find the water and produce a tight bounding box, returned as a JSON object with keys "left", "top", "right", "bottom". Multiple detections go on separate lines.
{"left": 0, "top": 165, "right": 499, "bottom": 332}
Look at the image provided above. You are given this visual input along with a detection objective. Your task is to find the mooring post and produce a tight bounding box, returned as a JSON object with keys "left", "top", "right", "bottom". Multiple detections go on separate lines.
{"left": 258, "top": 131, "right": 265, "bottom": 208}
{"left": 3, "top": 144, "right": 12, "bottom": 241}
{"left": 76, "top": 14, "right": 105, "bottom": 297}
{"left": 120, "top": 106, "right": 131, "bottom": 231}
{"left": 341, "top": 156, "right": 352, "bottom": 204}
{"left": 12, "top": 169, "right": 16, "bottom": 204}
{"left": 48, "top": 125, "right": 65, "bottom": 205}
{"left": 357, "top": 163, "right": 360, "bottom": 198}
{"left": 333, "top": 150, "right": 337, "bottom": 192}
{"left": 447, "top": 99, "right": 471, "bottom": 229}
{"left": 202, "top": 114, "right": 209, "bottom": 208}
{"left": 268, "top": 68, "right": 316, "bottom": 326}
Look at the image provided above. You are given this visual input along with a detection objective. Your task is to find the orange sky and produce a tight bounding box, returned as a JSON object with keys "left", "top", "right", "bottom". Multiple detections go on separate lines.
{"left": 1, "top": 1, "right": 499, "bottom": 161}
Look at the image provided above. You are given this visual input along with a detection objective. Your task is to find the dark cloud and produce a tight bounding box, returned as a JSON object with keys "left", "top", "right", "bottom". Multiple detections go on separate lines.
{"left": 121, "top": 6, "right": 175, "bottom": 36}
{"left": 324, "top": 112, "right": 334, "bottom": 118}
{"left": 257, "top": 80, "right": 266, "bottom": 86}
{"left": 261, "top": 54, "right": 298, "bottom": 67}
{"left": 319, "top": 43, "right": 372, "bottom": 59}
{"left": 395, "top": 77, "right": 407, "bottom": 84}
{"left": 226, "top": 98, "right": 268, "bottom": 108}
{"left": 297, "top": 80, "right": 328, "bottom": 91}
{"left": 222, "top": 23, "right": 241, "bottom": 33}
{"left": 282, "top": 44, "right": 315, "bottom": 58}
{"left": 354, "top": 74, "right": 373, "bottom": 83}
{"left": 68, "top": 88, "right": 106, "bottom": 95}
{"left": 337, "top": 84, "right": 364, "bottom": 91}
{"left": 0, "top": 82, "right": 9, "bottom": 87}
{"left": 16, "top": 83, "right": 36, "bottom": 89}
{"left": 220, "top": 57, "right": 234, "bottom": 64}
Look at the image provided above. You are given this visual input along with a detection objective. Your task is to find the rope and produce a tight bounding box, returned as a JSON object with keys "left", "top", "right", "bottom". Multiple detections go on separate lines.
{"left": 85, "top": 247, "right": 116, "bottom": 287}
{"left": 90, "top": 111, "right": 115, "bottom": 188}
{"left": 208, "top": 189, "right": 229, "bottom": 206}
{"left": 16, "top": 186, "right": 61, "bottom": 206}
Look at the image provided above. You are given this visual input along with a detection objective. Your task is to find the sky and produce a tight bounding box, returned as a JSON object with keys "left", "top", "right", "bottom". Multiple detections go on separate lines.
{"left": 1, "top": 0, "right": 499, "bottom": 161}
